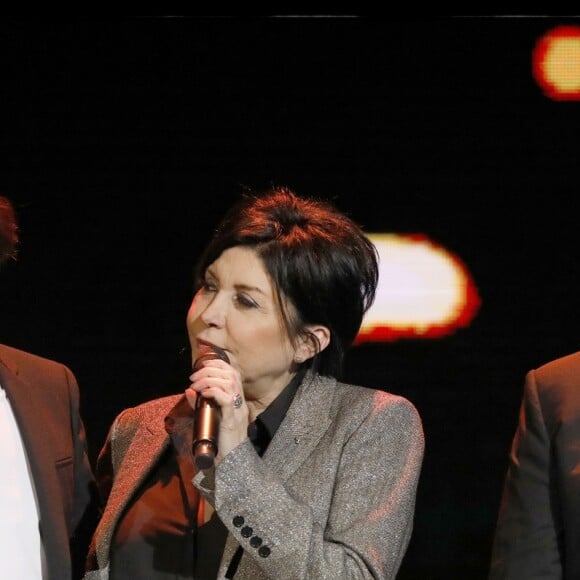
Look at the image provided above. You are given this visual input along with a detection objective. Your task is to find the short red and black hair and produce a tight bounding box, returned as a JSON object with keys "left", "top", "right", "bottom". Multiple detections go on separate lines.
{"left": 194, "top": 186, "right": 379, "bottom": 378}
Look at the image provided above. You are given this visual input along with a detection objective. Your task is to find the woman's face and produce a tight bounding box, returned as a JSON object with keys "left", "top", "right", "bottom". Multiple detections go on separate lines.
{"left": 187, "top": 245, "right": 299, "bottom": 405}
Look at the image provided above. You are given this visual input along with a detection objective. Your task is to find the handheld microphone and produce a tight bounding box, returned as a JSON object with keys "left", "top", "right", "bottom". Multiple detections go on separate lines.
{"left": 192, "top": 345, "right": 230, "bottom": 470}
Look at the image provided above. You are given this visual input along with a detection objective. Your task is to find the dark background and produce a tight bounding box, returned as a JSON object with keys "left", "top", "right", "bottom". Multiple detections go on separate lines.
{"left": 1, "top": 16, "right": 579, "bottom": 579}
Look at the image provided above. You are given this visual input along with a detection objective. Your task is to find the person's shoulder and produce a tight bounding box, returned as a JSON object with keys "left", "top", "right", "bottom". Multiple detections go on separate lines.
{"left": 334, "top": 378, "right": 421, "bottom": 422}
{"left": 115, "top": 393, "right": 183, "bottom": 426}
{"left": 0, "top": 342, "right": 69, "bottom": 373}
{"left": 335, "top": 377, "right": 414, "bottom": 403}
{"left": 535, "top": 350, "right": 580, "bottom": 375}
{"left": 529, "top": 350, "right": 580, "bottom": 402}
{"left": 330, "top": 379, "right": 424, "bottom": 449}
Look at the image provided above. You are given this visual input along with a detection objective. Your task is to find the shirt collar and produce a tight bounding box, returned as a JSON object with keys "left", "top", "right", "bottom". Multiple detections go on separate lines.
{"left": 248, "top": 368, "right": 305, "bottom": 454}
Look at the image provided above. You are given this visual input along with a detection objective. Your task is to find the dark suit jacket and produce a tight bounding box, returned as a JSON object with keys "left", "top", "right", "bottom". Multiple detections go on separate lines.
{"left": 0, "top": 343, "right": 98, "bottom": 580}
{"left": 490, "top": 350, "right": 580, "bottom": 580}
{"left": 85, "top": 372, "right": 424, "bottom": 580}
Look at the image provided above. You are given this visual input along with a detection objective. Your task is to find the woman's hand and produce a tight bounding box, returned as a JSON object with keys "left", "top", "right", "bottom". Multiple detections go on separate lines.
{"left": 185, "top": 357, "right": 249, "bottom": 462}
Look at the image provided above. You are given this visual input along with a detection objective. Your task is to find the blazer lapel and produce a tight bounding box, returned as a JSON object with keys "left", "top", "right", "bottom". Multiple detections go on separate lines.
{"left": 95, "top": 396, "right": 179, "bottom": 568}
{"left": 263, "top": 373, "right": 334, "bottom": 481}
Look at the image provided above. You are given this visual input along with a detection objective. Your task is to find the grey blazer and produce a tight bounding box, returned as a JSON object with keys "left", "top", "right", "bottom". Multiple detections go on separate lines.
{"left": 490, "top": 351, "right": 580, "bottom": 579}
{"left": 85, "top": 372, "right": 424, "bottom": 579}
{"left": 0, "top": 343, "right": 97, "bottom": 580}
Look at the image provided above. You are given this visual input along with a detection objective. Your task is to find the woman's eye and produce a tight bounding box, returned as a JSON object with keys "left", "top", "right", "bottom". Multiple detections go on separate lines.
{"left": 236, "top": 294, "right": 258, "bottom": 308}
{"left": 202, "top": 280, "right": 217, "bottom": 293}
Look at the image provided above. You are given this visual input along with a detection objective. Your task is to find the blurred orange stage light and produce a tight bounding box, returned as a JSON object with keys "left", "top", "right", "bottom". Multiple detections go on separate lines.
{"left": 533, "top": 25, "right": 580, "bottom": 101}
{"left": 356, "top": 234, "right": 481, "bottom": 344}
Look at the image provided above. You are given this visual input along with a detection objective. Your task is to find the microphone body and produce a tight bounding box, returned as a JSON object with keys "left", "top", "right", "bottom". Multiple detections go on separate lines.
{"left": 192, "top": 345, "right": 230, "bottom": 470}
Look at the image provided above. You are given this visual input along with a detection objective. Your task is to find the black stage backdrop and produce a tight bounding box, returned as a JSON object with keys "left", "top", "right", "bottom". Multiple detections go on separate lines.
{"left": 1, "top": 17, "right": 578, "bottom": 579}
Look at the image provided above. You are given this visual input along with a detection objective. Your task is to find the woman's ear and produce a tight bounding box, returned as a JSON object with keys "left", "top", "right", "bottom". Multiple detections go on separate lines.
{"left": 294, "top": 325, "right": 330, "bottom": 363}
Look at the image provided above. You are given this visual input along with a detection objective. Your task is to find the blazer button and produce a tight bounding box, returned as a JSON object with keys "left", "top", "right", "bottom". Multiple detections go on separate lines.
{"left": 233, "top": 516, "right": 245, "bottom": 527}
{"left": 258, "top": 546, "right": 271, "bottom": 558}
{"left": 250, "top": 536, "right": 263, "bottom": 548}
{"left": 241, "top": 526, "right": 253, "bottom": 538}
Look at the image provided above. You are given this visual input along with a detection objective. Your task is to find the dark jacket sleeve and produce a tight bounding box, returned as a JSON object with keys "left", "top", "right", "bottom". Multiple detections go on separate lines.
{"left": 65, "top": 365, "right": 101, "bottom": 580}
{"left": 489, "top": 368, "right": 563, "bottom": 579}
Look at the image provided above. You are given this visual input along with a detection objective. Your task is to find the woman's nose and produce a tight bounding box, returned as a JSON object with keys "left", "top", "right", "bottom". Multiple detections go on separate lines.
{"left": 200, "top": 294, "right": 225, "bottom": 327}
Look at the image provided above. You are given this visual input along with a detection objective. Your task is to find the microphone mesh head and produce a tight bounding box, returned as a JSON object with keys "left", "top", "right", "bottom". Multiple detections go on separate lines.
{"left": 193, "top": 345, "right": 230, "bottom": 371}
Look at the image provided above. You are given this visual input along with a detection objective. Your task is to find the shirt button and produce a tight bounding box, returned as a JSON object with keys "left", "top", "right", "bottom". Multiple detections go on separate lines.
{"left": 241, "top": 526, "right": 253, "bottom": 538}
{"left": 258, "top": 546, "right": 271, "bottom": 558}
{"left": 250, "top": 536, "right": 263, "bottom": 548}
{"left": 232, "top": 516, "right": 245, "bottom": 527}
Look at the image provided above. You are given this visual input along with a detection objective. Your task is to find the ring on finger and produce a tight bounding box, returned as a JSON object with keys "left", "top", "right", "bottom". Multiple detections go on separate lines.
{"left": 232, "top": 393, "right": 243, "bottom": 409}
